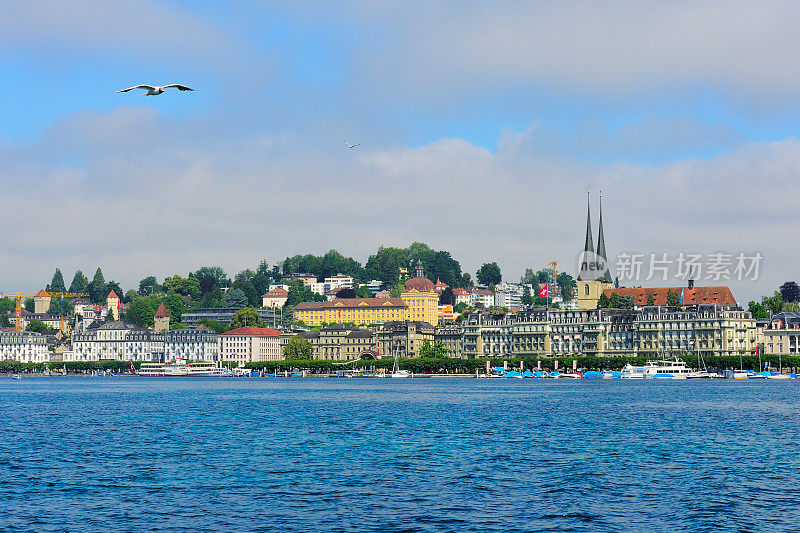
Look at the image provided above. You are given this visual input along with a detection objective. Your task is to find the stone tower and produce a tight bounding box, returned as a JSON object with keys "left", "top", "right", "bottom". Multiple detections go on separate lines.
{"left": 34, "top": 290, "right": 52, "bottom": 314}
{"left": 106, "top": 290, "right": 120, "bottom": 321}
{"left": 154, "top": 303, "right": 170, "bottom": 333}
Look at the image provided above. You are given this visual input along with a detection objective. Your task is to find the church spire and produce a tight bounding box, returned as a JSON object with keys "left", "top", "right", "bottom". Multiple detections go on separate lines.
{"left": 583, "top": 185, "right": 594, "bottom": 254}
{"left": 596, "top": 190, "right": 612, "bottom": 282}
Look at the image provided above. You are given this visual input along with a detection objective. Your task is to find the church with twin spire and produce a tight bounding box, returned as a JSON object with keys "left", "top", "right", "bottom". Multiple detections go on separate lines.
{"left": 576, "top": 189, "right": 613, "bottom": 311}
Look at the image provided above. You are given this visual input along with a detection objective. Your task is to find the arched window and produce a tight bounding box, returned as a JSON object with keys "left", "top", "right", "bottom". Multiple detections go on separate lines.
{"left": 584, "top": 284, "right": 590, "bottom": 296}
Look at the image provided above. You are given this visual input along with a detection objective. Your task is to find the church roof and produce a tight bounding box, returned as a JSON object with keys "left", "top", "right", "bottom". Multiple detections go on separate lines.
{"left": 403, "top": 276, "right": 435, "bottom": 292}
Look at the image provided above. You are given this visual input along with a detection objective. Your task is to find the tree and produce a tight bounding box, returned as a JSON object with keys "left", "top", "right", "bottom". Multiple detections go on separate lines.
{"left": 556, "top": 273, "right": 576, "bottom": 301}
{"left": 453, "top": 302, "right": 469, "bottom": 313}
{"left": 224, "top": 288, "right": 248, "bottom": 309}
{"left": 521, "top": 286, "right": 533, "bottom": 306}
{"left": 608, "top": 293, "right": 621, "bottom": 308}
{"left": 163, "top": 292, "right": 186, "bottom": 324}
{"left": 285, "top": 281, "right": 326, "bottom": 307}
{"left": 0, "top": 298, "right": 15, "bottom": 326}
{"left": 47, "top": 297, "right": 71, "bottom": 317}
{"left": 476, "top": 262, "right": 502, "bottom": 286}
{"left": 666, "top": 290, "right": 680, "bottom": 307}
{"left": 125, "top": 296, "right": 161, "bottom": 328}
{"left": 597, "top": 293, "right": 610, "bottom": 308}
{"left": 139, "top": 276, "right": 161, "bottom": 295}
{"left": 336, "top": 288, "right": 357, "bottom": 299}
{"left": 88, "top": 268, "right": 107, "bottom": 304}
{"left": 748, "top": 301, "right": 770, "bottom": 320}
{"left": 646, "top": 292, "right": 655, "bottom": 306}
{"left": 356, "top": 285, "right": 372, "bottom": 298}
{"left": 193, "top": 266, "right": 229, "bottom": 288}
{"left": 26, "top": 319, "right": 54, "bottom": 333}
{"left": 124, "top": 290, "right": 140, "bottom": 303}
{"left": 228, "top": 307, "right": 264, "bottom": 329}
{"left": 69, "top": 270, "right": 89, "bottom": 294}
{"left": 162, "top": 275, "right": 201, "bottom": 300}
{"left": 47, "top": 269, "right": 66, "bottom": 293}
{"left": 419, "top": 340, "right": 448, "bottom": 358}
{"left": 283, "top": 335, "right": 313, "bottom": 359}
{"left": 763, "top": 291, "right": 784, "bottom": 314}
{"left": 619, "top": 295, "right": 636, "bottom": 310}
{"left": 106, "top": 281, "right": 125, "bottom": 301}
{"left": 24, "top": 298, "right": 34, "bottom": 312}
{"left": 199, "top": 318, "right": 226, "bottom": 334}
{"left": 779, "top": 281, "right": 800, "bottom": 303}
{"left": 439, "top": 287, "right": 455, "bottom": 306}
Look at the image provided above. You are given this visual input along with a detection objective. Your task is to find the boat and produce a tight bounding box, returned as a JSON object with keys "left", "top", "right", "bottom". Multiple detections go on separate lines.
{"left": 622, "top": 358, "right": 698, "bottom": 379}
{"left": 767, "top": 371, "right": 789, "bottom": 380}
{"left": 504, "top": 370, "right": 523, "bottom": 379}
{"left": 620, "top": 364, "right": 646, "bottom": 379}
{"left": 583, "top": 370, "right": 604, "bottom": 378}
{"left": 11, "top": 374, "right": 21, "bottom": 380}
{"left": 137, "top": 357, "right": 227, "bottom": 377}
{"left": 391, "top": 348, "right": 412, "bottom": 378}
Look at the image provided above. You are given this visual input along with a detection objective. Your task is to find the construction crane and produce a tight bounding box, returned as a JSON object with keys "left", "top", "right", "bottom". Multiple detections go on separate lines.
{"left": 0, "top": 292, "right": 90, "bottom": 332}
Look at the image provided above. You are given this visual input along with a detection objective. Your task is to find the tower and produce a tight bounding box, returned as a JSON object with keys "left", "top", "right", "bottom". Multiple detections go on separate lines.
{"left": 596, "top": 191, "right": 612, "bottom": 283}
{"left": 106, "top": 290, "right": 120, "bottom": 321}
{"left": 34, "top": 290, "right": 51, "bottom": 314}
{"left": 575, "top": 188, "right": 613, "bottom": 311}
{"left": 154, "top": 303, "right": 170, "bottom": 333}
{"left": 415, "top": 260, "right": 424, "bottom": 279}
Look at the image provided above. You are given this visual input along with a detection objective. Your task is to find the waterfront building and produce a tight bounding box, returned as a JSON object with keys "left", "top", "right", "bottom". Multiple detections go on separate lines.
{"left": 181, "top": 308, "right": 277, "bottom": 328}
{"left": 299, "top": 324, "right": 374, "bottom": 360}
{"left": 400, "top": 261, "right": 439, "bottom": 325}
{"left": 375, "top": 320, "right": 435, "bottom": 359}
{"left": 759, "top": 312, "right": 799, "bottom": 356}
{"left": 154, "top": 303, "right": 170, "bottom": 333}
{"left": 293, "top": 298, "right": 408, "bottom": 326}
{"left": 219, "top": 327, "right": 281, "bottom": 366}
{"left": 71, "top": 321, "right": 164, "bottom": 362}
{"left": 0, "top": 330, "right": 49, "bottom": 363}
{"left": 163, "top": 329, "right": 219, "bottom": 362}
{"left": 434, "top": 325, "right": 464, "bottom": 358}
{"left": 262, "top": 288, "right": 289, "bottom": 309}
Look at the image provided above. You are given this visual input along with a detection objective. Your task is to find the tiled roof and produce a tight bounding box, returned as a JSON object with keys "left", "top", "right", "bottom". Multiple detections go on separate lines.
{"left": 263, "top": 288, "right": 289, "bottom": 297}
{"left": 222, "top": 327, "right": 281, "bottom": 336}
{"left": 35, "top": 289, "right": 49, "bottom": 297}
{"left": 154, "top": 303, "right": 170, "bottom": 318}
{"left": 107, "top": 290, "right": 119, "bottom": 299}
{"left": 294, "top": 298, "right": 408, "bottom": 310}
{"left": 452, "top": 288, "right": 469, "bottom": 295}
{"left": 603, "top": 286, "right": 737, "bottom": 306}
{"left": 403, "top": 276, "right": 435, "bottom": 293}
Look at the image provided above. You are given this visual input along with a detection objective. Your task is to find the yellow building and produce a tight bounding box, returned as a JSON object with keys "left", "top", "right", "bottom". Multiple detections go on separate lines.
{"left": 293, "top": 298, "right": 408, "bottom": 326}
{"left": 400, "top": 261, "right": 439, "bottom": 325}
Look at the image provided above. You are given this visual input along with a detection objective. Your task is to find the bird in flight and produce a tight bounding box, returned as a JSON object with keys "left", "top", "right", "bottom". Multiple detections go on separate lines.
{"left": 116, "top": 84, "right": 195, "bottom": 96}
{"left": 345, "top": 140, "right": 360, "bottom": 149}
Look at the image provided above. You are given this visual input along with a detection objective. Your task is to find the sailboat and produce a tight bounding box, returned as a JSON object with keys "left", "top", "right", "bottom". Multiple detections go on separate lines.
{"left": 391, "top": 346, "right": 411, "bottom": 378}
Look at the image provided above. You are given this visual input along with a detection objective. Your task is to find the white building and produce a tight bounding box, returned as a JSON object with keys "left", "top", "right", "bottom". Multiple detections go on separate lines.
{"left": 470, "top": 288, "right": 495, "bottom": 308}
{"left": 163, "top": 329, "right": 220, "bottom": 362}
{"left": 70, "top": 321, "right": 164, "bottom": 362}
{"left": 262, "top": 288, "right": 289, "bottom": 309}
{"left": 453, "top": 288, "right": 471, "bottom": 306}
{"left": 219, "top": 327, "right": 282, "bottom": 366}
{"left": 0, "top": 331, "right": 49, "bottom": 363}
{"left": 309, "top": 274, "right": 355, "bottom": 295}
{"left": 494, "top": 282, "right": 526, "bottom": 308}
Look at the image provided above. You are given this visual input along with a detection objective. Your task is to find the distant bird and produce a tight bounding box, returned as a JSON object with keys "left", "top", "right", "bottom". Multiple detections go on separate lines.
{"left": 345, "top": 140, "right": 360, "bottom": 149}
{"left": 116, "top": 84, "right": 195, "bottom": 95}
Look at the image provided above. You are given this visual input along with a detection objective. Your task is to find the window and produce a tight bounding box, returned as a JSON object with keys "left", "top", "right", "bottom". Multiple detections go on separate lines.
{"left": 584, "top": 285, "right": 589, "bottom": 297}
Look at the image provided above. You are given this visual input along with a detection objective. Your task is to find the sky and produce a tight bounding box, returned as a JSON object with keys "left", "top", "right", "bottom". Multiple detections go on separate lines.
{"left": 2, "top": 1, "right": 800, "bottom": 303}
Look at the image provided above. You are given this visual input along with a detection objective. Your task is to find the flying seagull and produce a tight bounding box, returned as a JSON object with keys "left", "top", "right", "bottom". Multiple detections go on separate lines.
{"left": 345, "top": 140, "right": 360, "bottom": 149}
{"left": 116, "top": 84, "right": 195, "bottom": 95}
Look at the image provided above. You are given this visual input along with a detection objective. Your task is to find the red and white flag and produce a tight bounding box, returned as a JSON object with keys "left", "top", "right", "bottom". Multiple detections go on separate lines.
{"left": 538, "top": 284, "right": 548, "bottom": 298}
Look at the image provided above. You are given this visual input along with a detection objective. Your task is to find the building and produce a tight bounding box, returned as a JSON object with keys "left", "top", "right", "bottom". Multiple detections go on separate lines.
{"left": 494, "top": 282, "right": 525, "bottom": 308}
{"left": 470, "top": 288, "right": 495, "bottom": 308}
{"left": 7, "top": 310, "right": 67, "bottom": 333}
{"left": 400, "top": 261, "right": 439, "bottom": 325}
{"left": 453, "top": 288, "right": 470, "bottom": 306}
{"left": 293, "top": 298, "right": 408, "bottom": 326}
{"left": 107, "top": 290, "right": 121, "bottom": 321}
{"left": 163, "top": 329, "right": 220, "bottom": 362}
{"left": 181, "top": 308, "right": 277, "bottom": 328}
{"left": 375, "top": 320, "right": 436, "bottom": 359}
{"left": 219, "top": 327, "right": 281, "bottom": 366}
{"left": 603, "top": 286, "right": 737, "bottom": 307}
{"left": 0, "top": 330, "right": 49, "bottom": 363}
{"left": 365, "top": 280, "right": 384, "bottom": 295}
{"left": 299, "top": 324, "right": 375, "bottom": 360}
{"left": 71, "top": 321, "right": 164, "bottom": 362}
{"left": 434, "top": 325, "right": 464, "bottom": 358}
{"left": 309, "top": 274, "right": 355, "bottom": 296}
{"left": 286, "top": 273, "right": 317, "bottom": 285}
{"left": 438, "top": 304, "right": 457, "bottom": 323}
{"left": 762, "top": 312, "right": 800, "bottom": 355}
{"left": 154, "top": 303, "right": 170, "bottom": 333}
{"left": 434, "top": 278, "right": 449, "bottom": 295}
{"left": 576, "top": 190, "right": 613, "bottom": 311}
{"left": 33, "top": 290, "right": 51, "bottom": 314}
{"left": 262, "top": 288, "right": 289, "bottom": 309}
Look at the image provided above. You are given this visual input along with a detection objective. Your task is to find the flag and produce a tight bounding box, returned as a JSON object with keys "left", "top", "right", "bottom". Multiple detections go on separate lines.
{"left": 538, "top": 284, "right": 548, "bottom": 298}
{"left": 679, "top": 287, "right": 685, "bottom": 304}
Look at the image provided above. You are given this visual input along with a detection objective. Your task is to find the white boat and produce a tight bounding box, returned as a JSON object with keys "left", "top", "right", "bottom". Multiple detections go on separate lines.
{"left": 11, "top": 374, "right": 21, "bottom": 380}
{"left": 390, "top": 348, "right": 411, "bottom": 378}
{"left": 621, "top": 358, "right": 698, "bottom": 379}
{"left": 137, "top": 358, "right": 227, "bottom": 377}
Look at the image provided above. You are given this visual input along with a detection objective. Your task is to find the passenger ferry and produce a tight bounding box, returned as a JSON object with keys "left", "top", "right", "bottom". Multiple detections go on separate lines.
{"left": 136, "top": 358, "right": 228, "bottom": 377}
{"left": 621, "top": 358, "right": 699, "bottom": 379}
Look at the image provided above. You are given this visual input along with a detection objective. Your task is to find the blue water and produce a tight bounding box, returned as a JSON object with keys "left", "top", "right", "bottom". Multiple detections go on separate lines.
{"left": 2, "top": 378, "right": 800, "bottom": 532}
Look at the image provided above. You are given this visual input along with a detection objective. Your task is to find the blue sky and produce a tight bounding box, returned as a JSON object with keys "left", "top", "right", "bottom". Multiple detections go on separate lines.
{"left": 2, "top": 1, "right": 800, "bottom": 302}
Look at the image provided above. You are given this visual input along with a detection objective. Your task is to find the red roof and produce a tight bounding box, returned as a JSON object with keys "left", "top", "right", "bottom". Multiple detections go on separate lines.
{"left": 35, "top": 289, "right": 49, "bottom": 297}
{"left": 603, "top": 286, "right": 737, "bottom": 306}
{"left": 452, "top": 288, "right": 469, "bottom": 296}
{"left": 222, "top": 327, "right": 281, "bottom": 336}
{"left": 107, "top": 290, "right": 119, "bottom": 299}
{"left": 154, "top": 302, "right": 169, "bottom": 318}
{"left": 263, "top": 288, "right": 289, "bottom": 297}
{"left": 403, "top": 276, "right": 435, "bottom": 292}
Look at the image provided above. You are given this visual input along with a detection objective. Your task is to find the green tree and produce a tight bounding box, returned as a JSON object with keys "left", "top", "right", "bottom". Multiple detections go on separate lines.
{"left": 199, "top": 318, "right": 226, "bottom": 334}
{"left": 68, "top": 270, "right": 89, "bottom": 294}
{"left": 454, "top": 302, "right": 469, "bottom": 313}
{"left": 27, "top": 319, "right": 55, "bottom": 333}
{"left": 163, "top": 292, "right": 186, "bottom": 324}
{"left": 419, "top": 340, "right": 448, "bottom": 358}
{"left": 162, "top": 275, "right": 201, "bottom": 300}
{"left": 336, "top": 288, "right": 357, "bottom": 299}
{"left": 228, "top": 307, "right": 264, "bottom": 329}
{"left": 88, "top": 268, "right": 107, "bottom": 304}
{"left": 522, "top": 286, "right": 533, "bottom": 306}
{"left": 106, "top": 281, "right": 125, "bottom": 301}
{"left": 224, "top": 288, "right": 248, "bottom": 309}
{"left": 193, "top": 266, "right": 229, "bottom": 288}
{"left": 476, "top": 262, "right": 502, "bottom": 286}
{"left": 200, "top": 285, "right": 225, "bottom": 308}
{"left": 125, "top": 296, "right": 161, "bottom": 327}
{"left": 619, "top": 295, "right": 636, "bottom": 310}
{"left": 0, "top": 298, "right": 15, "bottom": 326}
{"left": 139, "top": 276, "right": 161, "bottom": 295}
{"left": 608, "top": 293, "right": 621, "bottom": 308}
{"left": 439, "top": 287, "right": 455, "bottom": 306}
{"left": 646, "top": 292, "right": 655, "bottom": 306}
{"left": 597, "top": 293, "right": 610, "bottom": 308}
{"left": 780, "top": 281, "right": 800, "bottom": 303}
{"left": 748, "top": 301, "right": 770, "bottom": 320}
{"left": 24, "top": 297, "right": 34, "bottom": 312}
{"left": 283, "top": 335, "right": 313, "bottom": 359}
{"left": 763, "top": 291, "right": 785, "bottom": 314}
{"left": 666, "top": 290, "right": 680, "bottom": 307}
{"left": 356, "top": 285, "right": 372, "bottom": 298}
{"left": 125, "top": 290, "right": 140, "bottom": 303}
{"left": 556, "top": 273, "right": 576, "bottom": 301}
{"left": 47, "top": 268, "right": 66, "bottom": 293}
{"left": 285, "top": 281, "right": 326, "bottom": 307}
{"left": 47, "top": 296, "right": 71, "bottom": 317}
